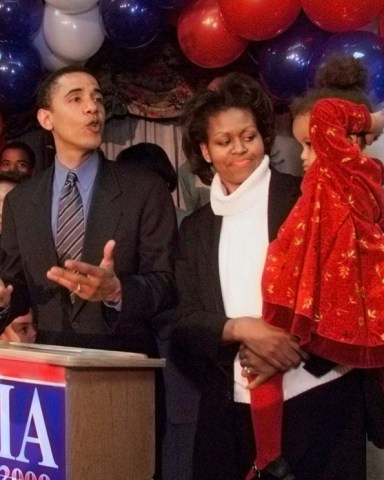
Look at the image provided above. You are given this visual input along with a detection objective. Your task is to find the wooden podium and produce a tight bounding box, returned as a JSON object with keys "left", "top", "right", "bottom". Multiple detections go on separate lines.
{"left": 0, "top": 342, "right": 164, "bottom": 480}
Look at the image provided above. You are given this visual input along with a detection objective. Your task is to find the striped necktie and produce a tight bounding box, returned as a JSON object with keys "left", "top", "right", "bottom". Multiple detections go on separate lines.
{"left": 56, "top": 171, "right": 85, "bottom": 268}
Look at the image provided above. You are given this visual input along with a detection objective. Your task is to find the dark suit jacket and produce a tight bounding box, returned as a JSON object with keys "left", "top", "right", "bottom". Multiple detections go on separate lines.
{"left": 0, "top": 155, "right": 177, "bottom": 354}
{"left": 173, "top": 167, "right": 302, "bottom": 370}
{"left": 164, "top": 169, "right": 300, "bottom": 423}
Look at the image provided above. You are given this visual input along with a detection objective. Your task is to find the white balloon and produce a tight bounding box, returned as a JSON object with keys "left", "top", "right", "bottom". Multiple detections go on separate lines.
{"left": 43, "top": 5, "right": 105, "bottom": 63}
{"left": 33, "top": 26, "right": 85, "bottom": 71}
{"left": 45, "top": 0, "right": 98, "bottom": 14}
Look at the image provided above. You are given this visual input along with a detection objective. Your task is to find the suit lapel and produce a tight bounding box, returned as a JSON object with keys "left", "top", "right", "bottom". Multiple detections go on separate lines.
{"left": 81, "top": 158, "right": 122, "bottom": 265}
{"left": 29, "top": 166, "right": 58, "bottom": 271}
{"left": 198, "top": 207, "right": 226, "bottom": 315}
{"left": 72, "top": 158, "right": 122, "bottom": 316}
{"left": 211, "top": 214, "right": 226, "bottom": 315}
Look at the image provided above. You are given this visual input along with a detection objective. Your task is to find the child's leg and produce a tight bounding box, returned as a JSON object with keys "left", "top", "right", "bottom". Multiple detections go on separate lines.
{"left": 247, "top": 371, "right": 284, "bottom": 478}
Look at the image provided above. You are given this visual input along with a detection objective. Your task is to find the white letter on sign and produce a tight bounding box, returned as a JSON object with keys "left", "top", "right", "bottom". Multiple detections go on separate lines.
{"left": 16, "top": 388, "right": 58, "bottom": 468}
{"left": 0, "top": 384, "right": 15, "bottom": 459}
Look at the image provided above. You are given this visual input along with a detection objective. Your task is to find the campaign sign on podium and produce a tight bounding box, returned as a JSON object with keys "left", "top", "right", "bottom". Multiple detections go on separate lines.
{"left": 0, "top": 359, "right": 66, "bottom": 480}
{"left": 0, "top": 343, "right": 164, "bottom": 480}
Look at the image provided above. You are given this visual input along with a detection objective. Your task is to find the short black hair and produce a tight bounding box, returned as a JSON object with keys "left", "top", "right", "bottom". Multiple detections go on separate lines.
{"left": 116, "top": 143, "right": 177, "bottom": 192}
{"left": 36, "top": 65, "right": 99, "bottom": 110}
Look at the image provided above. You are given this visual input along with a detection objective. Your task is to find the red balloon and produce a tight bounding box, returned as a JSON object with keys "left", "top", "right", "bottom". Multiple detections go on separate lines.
{"left": 177, "top": 0, "right": 248, "bottom": 68}
{"left": 218, "top": 0, "right": 301, "bottom": 41}
{"left": 380, "top": 11, "right": 384, "bottom": 37}
{"left": 301, "top": 0, "right": 384, "bottom": 32}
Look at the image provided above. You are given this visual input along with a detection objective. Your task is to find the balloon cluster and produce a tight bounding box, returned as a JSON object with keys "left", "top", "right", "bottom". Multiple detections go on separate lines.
{"left": 175, "top": 0, "right": 384, "bottom": 105}
{"left": 0, "top": 0, "right": 44, "bottom": 113}
{"left": 254, "top": 15, "right": 332, "bottom": 104}
{"left": 0, "top": 0, "right": 103, "bottom": 113}
{"left": 1, "top": 0, "right": 384, "bottom": 114}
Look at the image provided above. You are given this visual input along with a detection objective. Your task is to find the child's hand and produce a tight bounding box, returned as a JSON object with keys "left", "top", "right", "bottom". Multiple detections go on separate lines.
{"left": 245, "top": 370, "right": 278, "bottom": 390}
{"left": 240, "top": 343, "right": 280, "bottom": 389}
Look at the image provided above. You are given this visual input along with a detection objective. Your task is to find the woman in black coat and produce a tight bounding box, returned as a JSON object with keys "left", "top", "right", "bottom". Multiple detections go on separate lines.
{"left": 171, "top": 73, "right": 369, "bottom": 480}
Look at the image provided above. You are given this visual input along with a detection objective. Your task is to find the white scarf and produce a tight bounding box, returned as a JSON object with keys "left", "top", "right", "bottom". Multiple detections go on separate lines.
{"left": 210, "top": 156, "right": 350, "bottom": 403}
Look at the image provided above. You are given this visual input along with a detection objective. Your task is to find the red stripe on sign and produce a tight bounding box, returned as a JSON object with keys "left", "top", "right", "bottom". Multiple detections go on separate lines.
{"left": 0, "top": 359, "right": 66, "bottom": 383}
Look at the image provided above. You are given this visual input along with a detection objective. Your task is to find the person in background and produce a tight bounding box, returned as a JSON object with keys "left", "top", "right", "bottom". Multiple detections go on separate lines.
{"left": 0, "top": 171, "right": 36, "bottom": 345}
{"left": 178, "top": 160, "right": 211, "bottom": 213}
{"left": 171, "top": 71, "right": 371, "bottom": 480}
{"left": 0, "top": 172, "right": 23, "bottom": 238}
{"left": 0, "top": 141, "right": 36, "bottom": 177}
{"left": 116, "top": 141, "right": 196, "bottom": 480}
{"left": 0, "top": 308, "right": 36, "bottom": 343}
{"left": 116, "top": 142, "right": 188, "bottom": 225}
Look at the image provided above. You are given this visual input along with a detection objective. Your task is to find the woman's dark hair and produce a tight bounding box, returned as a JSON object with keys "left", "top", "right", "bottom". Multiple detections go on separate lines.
{"left": 180, "top": 73, "right": 275, "bottom": 186}
{"left": 291, "top": 55, "right": 372, "bottom": 118}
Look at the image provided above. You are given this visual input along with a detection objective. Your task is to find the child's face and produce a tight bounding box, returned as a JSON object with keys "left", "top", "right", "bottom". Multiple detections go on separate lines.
{"left": 292, "top": 112, "right": 317, "bottom": 173}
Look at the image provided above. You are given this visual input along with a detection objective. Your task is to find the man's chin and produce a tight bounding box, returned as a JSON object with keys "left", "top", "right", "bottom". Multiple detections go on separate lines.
{"left": 84, "top": 138, "right": 103, "bottom": 151}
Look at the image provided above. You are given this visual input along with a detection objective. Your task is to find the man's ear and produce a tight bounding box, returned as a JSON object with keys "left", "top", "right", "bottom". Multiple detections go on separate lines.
{"left": 200, "top": 143, "right": 212, "bottom": 163}
{"left": 37, "top": 108, "right": 53, "bottom": 131}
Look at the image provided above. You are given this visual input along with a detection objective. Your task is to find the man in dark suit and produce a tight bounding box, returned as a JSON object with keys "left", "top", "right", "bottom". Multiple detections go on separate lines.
{"left": 0, "top": 65, "right": 177, "bottom": 355}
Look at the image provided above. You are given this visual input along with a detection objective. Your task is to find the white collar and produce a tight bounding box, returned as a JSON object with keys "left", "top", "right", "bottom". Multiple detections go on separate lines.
{"left": 210, "top": 155, "right": 271, "bottom": 216}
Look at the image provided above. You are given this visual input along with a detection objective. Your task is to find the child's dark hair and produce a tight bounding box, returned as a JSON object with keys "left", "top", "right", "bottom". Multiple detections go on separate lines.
{"left": 291, "top": 55, "right": 372, "bottom": 117}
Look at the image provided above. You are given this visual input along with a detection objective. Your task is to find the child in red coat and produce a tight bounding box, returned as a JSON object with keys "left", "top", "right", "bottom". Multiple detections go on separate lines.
{"left": 246, "top": 56, "right": 384, "bottom": 479}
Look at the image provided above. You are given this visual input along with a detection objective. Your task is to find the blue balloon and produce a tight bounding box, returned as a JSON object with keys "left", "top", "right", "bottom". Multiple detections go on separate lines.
{"left": 256, "top": 15, "right": 331, "bottom": 104}
{"left": 308, "top": 30, "right": 384, "bottom": 106}
{"left": 0, "top": 41, "right": 44, "bottom": 113}
{"left": 99, "top": 0, "right": 164, "bottom": 49}
{"left": 0, "top": 0, "right": 43, "bottom": 41}
{"left": 158, "top": 0, "right": 190, "bottom": 8}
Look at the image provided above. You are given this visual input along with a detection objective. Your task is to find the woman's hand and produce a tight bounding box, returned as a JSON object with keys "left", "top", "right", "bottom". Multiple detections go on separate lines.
{"left": 239, "top": 344, "right": 280, "bottom": 388}
{"left": 223, "top": 316, "right": 304, "bottom": 371}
